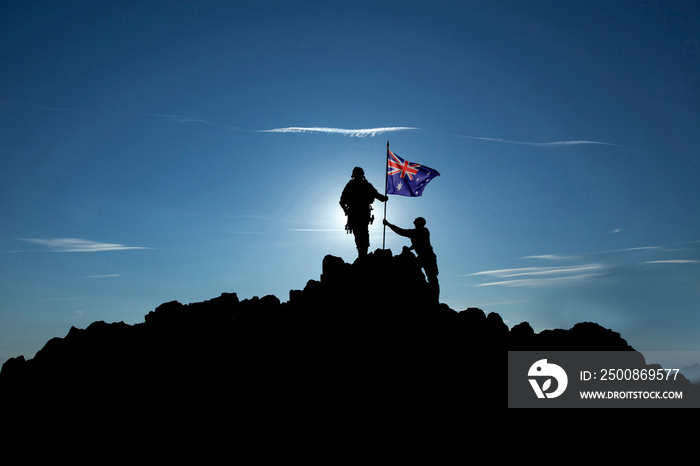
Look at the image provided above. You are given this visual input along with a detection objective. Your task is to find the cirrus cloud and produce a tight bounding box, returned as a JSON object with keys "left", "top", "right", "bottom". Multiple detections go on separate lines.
{"left": 18, "top": 238, "right": 151, "bottom": 252}
{"left": 457, "top": 135, "right": 621, "bottom": 147}
{"left": 258, "top": 126, "right": 419, "bottom": 137}
{"left": 644, "top": 260, "right": 698, "bottom": 264}
{"left": 466, "top": 264, "right": 608, "bottom": 287}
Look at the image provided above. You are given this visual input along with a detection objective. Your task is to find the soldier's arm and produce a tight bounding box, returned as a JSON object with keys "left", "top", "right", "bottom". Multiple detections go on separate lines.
{"left": 370, "top": 185, "right": 388, "bottom": 202}
{"left": 383, "top": 220, "right": 411, "bottom": 238}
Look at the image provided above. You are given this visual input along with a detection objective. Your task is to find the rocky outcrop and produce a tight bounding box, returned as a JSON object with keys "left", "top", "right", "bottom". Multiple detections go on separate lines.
{"left": 0, "top": 248, "right": 654, "bottom": 420}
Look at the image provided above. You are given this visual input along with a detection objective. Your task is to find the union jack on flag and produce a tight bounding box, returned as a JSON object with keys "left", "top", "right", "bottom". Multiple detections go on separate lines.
{"left": 386, "top": 149, "right": 440, "bottom": 197}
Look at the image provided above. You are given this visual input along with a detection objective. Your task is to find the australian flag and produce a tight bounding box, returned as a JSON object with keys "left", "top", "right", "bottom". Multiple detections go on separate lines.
{"left": 386, "top": 149, "right": 440, "bottom": 197}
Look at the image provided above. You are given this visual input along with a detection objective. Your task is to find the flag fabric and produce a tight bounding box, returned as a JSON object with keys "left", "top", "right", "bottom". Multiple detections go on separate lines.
{"left": 386, "top": 149, "right": 440, "bottom": 197}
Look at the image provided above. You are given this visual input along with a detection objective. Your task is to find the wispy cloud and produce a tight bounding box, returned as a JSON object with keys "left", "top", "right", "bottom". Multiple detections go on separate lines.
{"left": 466, "top": 264, "right": 608, "bottom": 287}
{"left": 468, "top": 264, "right": 605, "bottom": 278}
{"left": 258, "top": 126, "right": 419, "bottom": 137}
{"left": 476, "top": 274, "right": 604, "bottom": 287}
{"left": 289, "top": 228, "right": 345, "bottom": 232}
{"left": 220, "top": 214, "right": 273, "bottom": 220}
{"left": 0, "top": 99, "right": 90, "bottom": 113}
{"left": 131, "top": 113, "right": 239, "bottom": 130}
{"left": 457, "top": 135, "right": 621, "bottom": 148}
{"left": 644, "top": 260, "right": 698, "bottom": 264}
{"left": 522, "top": 246, "right": 661, "bottom": 261}
{"left": 18, "top": 238, "right": 150, "bottom": 252}
{"left": 471, "top": 240, "right": 698, "bottom": 287}
{"left": 604, "top": 246, "right": 661, "bottom": 253}
{"left": 0, "top": 101, "right": 240, "bottom": 130}
{"left": 132, "top": 113, "right": 211, "bottom": 124}
{"left": 522, "top": 254, "right": 581, "bottom": 261}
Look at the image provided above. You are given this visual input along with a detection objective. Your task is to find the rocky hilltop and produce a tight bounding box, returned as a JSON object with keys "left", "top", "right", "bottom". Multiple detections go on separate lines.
{"left": 0, "top": 248, "right": 670, "bottom": 420}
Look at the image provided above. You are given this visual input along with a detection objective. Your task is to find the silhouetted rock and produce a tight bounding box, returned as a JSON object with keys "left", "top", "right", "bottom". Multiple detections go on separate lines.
{"left": 0, "top": 248, "right": 688, "bottom": 422}
{"left": 681, "top": 364, "right": 700, "bottom": 385}
{"left": 508, "top": 320, "right": 635, "bottom": 352}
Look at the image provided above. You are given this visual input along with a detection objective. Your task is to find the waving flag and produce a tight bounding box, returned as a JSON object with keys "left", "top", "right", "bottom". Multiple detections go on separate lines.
{"left": 386, "top": 149, "right": 440, "bottom": 197}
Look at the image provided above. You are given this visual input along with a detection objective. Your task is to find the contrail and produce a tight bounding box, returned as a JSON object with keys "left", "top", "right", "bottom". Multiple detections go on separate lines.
{"left": 458, "top": 135, "right": 621, "bottom": 147}
{"left": 258, "top": 126, "right": 419, "bottom": 137}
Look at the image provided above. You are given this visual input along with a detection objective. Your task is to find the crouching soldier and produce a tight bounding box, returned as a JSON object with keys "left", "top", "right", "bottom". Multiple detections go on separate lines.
{"left": 383, "top": 217, "right": 439, "bottom": 300}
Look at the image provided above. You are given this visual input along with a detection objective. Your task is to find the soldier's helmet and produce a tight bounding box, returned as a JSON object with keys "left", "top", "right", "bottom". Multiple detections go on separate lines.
{"left": 414, "top": 217, "right": 426, "bottom": 228}
{"left": 351, "top": 167, "right": 365, "bottom": 179}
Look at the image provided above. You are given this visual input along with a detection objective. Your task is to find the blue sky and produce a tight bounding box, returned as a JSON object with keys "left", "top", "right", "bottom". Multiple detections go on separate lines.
{"left": 1, "top": 0, "right": 699, "bottom": 369}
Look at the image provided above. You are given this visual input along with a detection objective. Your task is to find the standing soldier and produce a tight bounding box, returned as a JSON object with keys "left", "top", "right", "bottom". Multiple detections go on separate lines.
{"left": 339, "top": 167, "right": 388, "bottom": 258}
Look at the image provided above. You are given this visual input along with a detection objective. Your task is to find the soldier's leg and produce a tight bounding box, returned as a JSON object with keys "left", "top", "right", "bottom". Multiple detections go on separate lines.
{"left": 421, "top": 256, "right": 440, "bottom": 300}
{"left": 354, "top": 225, "right": 370, "bottom": 257}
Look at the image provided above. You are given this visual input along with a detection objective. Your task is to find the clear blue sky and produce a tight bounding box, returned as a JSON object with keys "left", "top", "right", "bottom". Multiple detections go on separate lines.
{"left": 2, "top": 0, "right": 699, "bottom": 369}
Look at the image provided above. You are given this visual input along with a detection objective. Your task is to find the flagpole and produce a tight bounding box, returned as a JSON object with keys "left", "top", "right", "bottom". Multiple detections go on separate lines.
{"left": 383, "top": 140, "right": 389, "bottom": 249}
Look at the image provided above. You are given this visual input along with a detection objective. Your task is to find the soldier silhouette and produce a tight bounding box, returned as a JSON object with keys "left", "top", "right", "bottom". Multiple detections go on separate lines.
{"left": 339, "top": 167, "right": 388, "bottom": 258}
{"left": 383, "top": 217, "right": 439, "bottom": 300}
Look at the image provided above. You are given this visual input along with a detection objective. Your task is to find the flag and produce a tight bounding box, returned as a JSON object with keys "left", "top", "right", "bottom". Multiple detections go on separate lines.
{"left": 386, "top": 149, "right": 440, "bottom": 197}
